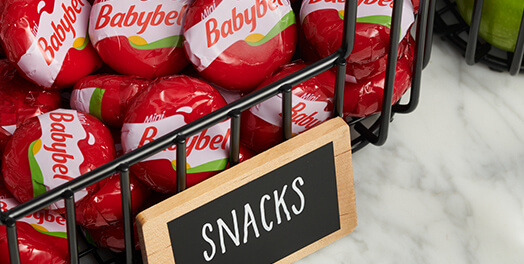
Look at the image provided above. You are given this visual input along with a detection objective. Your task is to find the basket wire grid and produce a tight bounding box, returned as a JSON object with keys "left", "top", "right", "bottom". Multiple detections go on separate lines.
{"left": 0, "top": 0, "right": 434, "bottom": 263}
{"left": 434, "top": 0, "right": 524, "bottom": 74}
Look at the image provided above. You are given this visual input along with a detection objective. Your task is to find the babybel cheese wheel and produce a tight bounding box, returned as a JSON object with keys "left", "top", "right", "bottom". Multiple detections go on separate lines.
{"left": 0, "top": 0, "right": 102, "bottom": 89}
{"left": 241, "top": 61, "right": 335, "bottom": 153}
{"left": 300, "top": 0, "right": 415, "bottom": 77}
{"left": 1, "top": 109, "right": 149, "bottom": 228}
{"left": 0, "top": 185, "right": 68, "bottom": 264}
{"left": 0, "top": 59, "right": 61, "bottom": 135}
{"left": 183, "top": 0, "right": 297, "bottom": 92}
{"left": 70, "top": 74, "right": 151, "bottom": 128}
{"left": 122, "top": 75, "right": 251, "bottom": 193}
{"left": 89, "top": 0, "right": 192, "bottom": 78}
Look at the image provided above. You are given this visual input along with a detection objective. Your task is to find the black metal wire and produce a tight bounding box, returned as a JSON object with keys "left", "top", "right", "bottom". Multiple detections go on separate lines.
{"left": 282, "top": 84, "right": 293, "bottom": 140}
{"left": 510, "top": 10, "right": 524, "bottom": 75}
{"left": 65, "top": 192, "right": 79, "bottom": 264}
{"left": 0, "top": 1, "right": 432, "bottom": 263}
{"left": 229, "top": 111, "right": 241, "bottom": 167}
{"left": 118, "top": 166, "right": 134, "bottom": 264}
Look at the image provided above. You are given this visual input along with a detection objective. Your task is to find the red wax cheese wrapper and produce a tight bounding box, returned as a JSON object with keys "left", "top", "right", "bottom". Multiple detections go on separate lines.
{"left": 300, "top": 0, "right": 415, "bottom": 65}
{"left": 70, "top": 74, "right": 151, "bottom": 128}
{"left": 122, "top": 75, "right": 251, "bottom": 193}
{"left": 343, "top": 33, "right": 415, "bottom": 117}
{"left": 74, "top": 173, "right": 151, "bottom": 229}
{"left": 241, "top": 61, "right": 335, "bottom": 153}
{"left": 0, "top": 185, "right": 68, "bottom": 264}
{"left": 0, "top": 0, "right": 102, "bottom": 89}
{"left": 0, "top": 127, "right": 10, "bottom": 155}
{"left": 89, "top": 0, "right": 192, "bottom": 78}
{"left": 0, "top": 59, "right": 61, "bottom": 135}
{"left": 183, "top": 0, "right": 297, "bottom": 92}
{"left": 84, "top": 220, "right": 140, "bottom": 252}
{"left": 0, "top": 109, "right": 148, "bottom": 228}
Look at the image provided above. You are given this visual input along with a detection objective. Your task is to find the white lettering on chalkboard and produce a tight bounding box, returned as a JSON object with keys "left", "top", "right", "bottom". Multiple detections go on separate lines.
{"left": 201, "top": 176, "right": 306, "bottom": 262}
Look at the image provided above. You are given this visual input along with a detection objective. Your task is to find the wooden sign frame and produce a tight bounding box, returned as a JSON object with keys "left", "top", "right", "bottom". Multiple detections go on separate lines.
{"left": 137, "top": 117, "right": 357, "bottom": 264}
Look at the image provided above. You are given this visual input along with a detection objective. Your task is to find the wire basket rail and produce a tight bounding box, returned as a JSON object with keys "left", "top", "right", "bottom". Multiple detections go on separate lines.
{"left": 0, "top": 0, "right": 434, "bottom": 263}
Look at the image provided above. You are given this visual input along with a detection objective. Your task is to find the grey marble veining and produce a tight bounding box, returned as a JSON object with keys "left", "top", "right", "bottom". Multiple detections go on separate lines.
{"left": 296, "top": 38, "right": 524, "bottom": 264}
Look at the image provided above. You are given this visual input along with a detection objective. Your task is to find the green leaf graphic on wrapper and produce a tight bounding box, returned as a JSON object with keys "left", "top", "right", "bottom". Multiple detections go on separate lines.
{"left": 244, "top": 11, "right": 296, "bottom": 47}
{"left": 28, "top": 139, "right": 47, "bottom": 198}
{"left": 73, "top": 35, "right": 90, "bottom": 50}
{"left": 128, "top": 35, "right": 184, "bottom": 50}
{"left": 89, "top": 88, "right": 105, "bottom": 122}
{"left": 171, "top": 158, "right": 228, "bottom": 174}
{"left": 27, "top": 139, "right": 69, "bottom": 239}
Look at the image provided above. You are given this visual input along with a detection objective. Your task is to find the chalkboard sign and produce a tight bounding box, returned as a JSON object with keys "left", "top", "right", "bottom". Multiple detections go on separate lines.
{"left": 137, "top": 117, "right": 357, "bottom": 264}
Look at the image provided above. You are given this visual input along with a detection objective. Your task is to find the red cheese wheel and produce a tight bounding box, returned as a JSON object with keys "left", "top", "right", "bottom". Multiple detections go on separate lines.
{"left": 0, "top": 0, "right": 102, "bottom": 89}
{"left": 183, "top": 0, "right": 297, "bottom": 92}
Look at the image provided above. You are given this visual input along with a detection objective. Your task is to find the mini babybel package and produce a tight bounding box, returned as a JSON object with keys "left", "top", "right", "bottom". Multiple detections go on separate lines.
{"left": 0, "top": 59, "right": 61, "bottom": 135}
{"left": 89, "top": 0, "right": 192, "bottom": 78}
{"left": 1, "top": 109, "right": 150, "bottom": 229}
{"left": 241, "top": 61, "right": 336, "bottom": 153}
{"left": 70, "top": 74, "right": 151, "bottom": 128}
{"left": 0, "top": 0, "right": 102, "bottom": 89}
{"left": 122, "top": 75, "right": 253, "bottom": 193}
{"left": 344, "top": 33, "right": 416, "bottom": 117}
{"left": 0, "top": 185, "right": 68, "bottom": 264}
{"left": 183, "top": 0, "right": 297, "bottom": 92}
{"left": 300, "top": 0, "right": 415, "bottom": 79}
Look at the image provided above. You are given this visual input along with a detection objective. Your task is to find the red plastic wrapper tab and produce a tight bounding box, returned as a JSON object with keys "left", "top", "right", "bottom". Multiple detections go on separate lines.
{"left": 241, "top": 61, "right": 336, "bottom": 153}
{"left": 183, "top": 0, "right": 297, "bottom": 92}
{"left": 122, "top": 75, "right": 253, "bottom": 193}
{"left": 0, "top": 0, "right": 102, "bottom": 89}
{"left": 1, "top": 109, "right": 151, "bottom": 229}
{"left": 344, "top": 34, "right": 416, "bottom": 117}
{"left": 0, "top": 59, "right": 61, "bottom": 135}
{"left": 89, "top": 0, "right": 191, "bottom": 78}
{"left": 0, "top": 185, "right": 69, "bottom": 264}
{"left": 70, "top": 74, "right": 151, "bottom": 128}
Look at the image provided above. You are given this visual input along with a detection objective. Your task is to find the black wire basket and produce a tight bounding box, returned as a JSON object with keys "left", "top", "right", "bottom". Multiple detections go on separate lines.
{"left": 0, "top": 1, "right": 435, "bottom": 263}
{"left": 434, "top": 0, "right": 524, "bottom": 75}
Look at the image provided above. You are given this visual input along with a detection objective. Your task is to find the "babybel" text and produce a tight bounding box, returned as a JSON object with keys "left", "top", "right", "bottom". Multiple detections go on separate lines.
{"left": 309, "top": 0, "right": 394, "bottom": 8}
{"left": 42, "top": 112, "right": 77, "bottom": 182}
{"left": 37, "top": 0, "right": 85, "bottom": 65}
{"left": 205, "top": 0, "right": 285, "bottom": 48}
{"left": 137, "top": 126, "right": 231, "bottom": 158}
{"left": 95, "top": 4, "right": 188, "bottom": 35}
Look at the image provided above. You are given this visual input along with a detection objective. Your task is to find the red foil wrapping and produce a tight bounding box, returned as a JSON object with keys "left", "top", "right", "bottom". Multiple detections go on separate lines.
{"left": 122, "top": 75, "right": 252, "bottom": 193}
{"left": 70, "top": 74, "right": 151, "bottom": 128}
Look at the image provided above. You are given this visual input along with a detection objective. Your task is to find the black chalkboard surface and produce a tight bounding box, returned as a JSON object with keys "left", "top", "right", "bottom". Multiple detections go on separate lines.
{"left": 168, "top": 143, "right": 340, "bottom": 264}
{"left": 137, "top": 117, "right": 357, "bottom": 264}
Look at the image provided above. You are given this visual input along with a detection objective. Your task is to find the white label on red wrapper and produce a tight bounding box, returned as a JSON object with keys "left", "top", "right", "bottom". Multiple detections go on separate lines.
{"left": 300, "top": 0, "right": 414, "bottom": 43}
{"left": 1, "top": 196, "right": 67, "bottom": 238}
{"left": 30, "top": 109, "right": 88, "bottom": 210}
{"left": 2, "top": 125, "right": 16, "bottom": 135}
{"left": 17, "top": 0, "right": 91, "bottom": 87}
{"left": 121, "top": 107, "right": 231, "bottom": 173}
{"left": 249, "top": 93, "right": 332, "bottom": 134}
{"left": 184, "top": 0, "right": 294, "bottom": 71}
{"left": 70, "top": 87, "right": 96, "bottom": 113}
{"left": 89, "top": 0, "right": 192, "bottom": 48}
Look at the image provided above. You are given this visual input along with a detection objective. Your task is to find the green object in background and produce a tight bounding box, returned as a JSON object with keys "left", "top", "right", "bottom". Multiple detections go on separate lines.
{"left": 456, "top": 0, "right": 524, "bottom": 52}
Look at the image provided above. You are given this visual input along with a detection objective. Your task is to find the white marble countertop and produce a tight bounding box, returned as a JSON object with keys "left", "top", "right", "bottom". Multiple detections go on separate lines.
{"left": 296, "top": 37, "right": 524, "bottom": 264}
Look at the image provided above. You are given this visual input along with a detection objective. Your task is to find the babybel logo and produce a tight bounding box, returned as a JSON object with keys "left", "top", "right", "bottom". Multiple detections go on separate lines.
{"left": 37, "top": 0, "right": 86, "bottom": 65}
{"left": 205, "top": 0, "right": 286, "bottom": 48}
{"left": 308, "top": 0, "right": 393, "bottom": 7}
{"left": 94, "top": 4, "right": 188, "bottom": 34}
{"left": 42, "top": 112, "right": 77, "bottom": 181}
